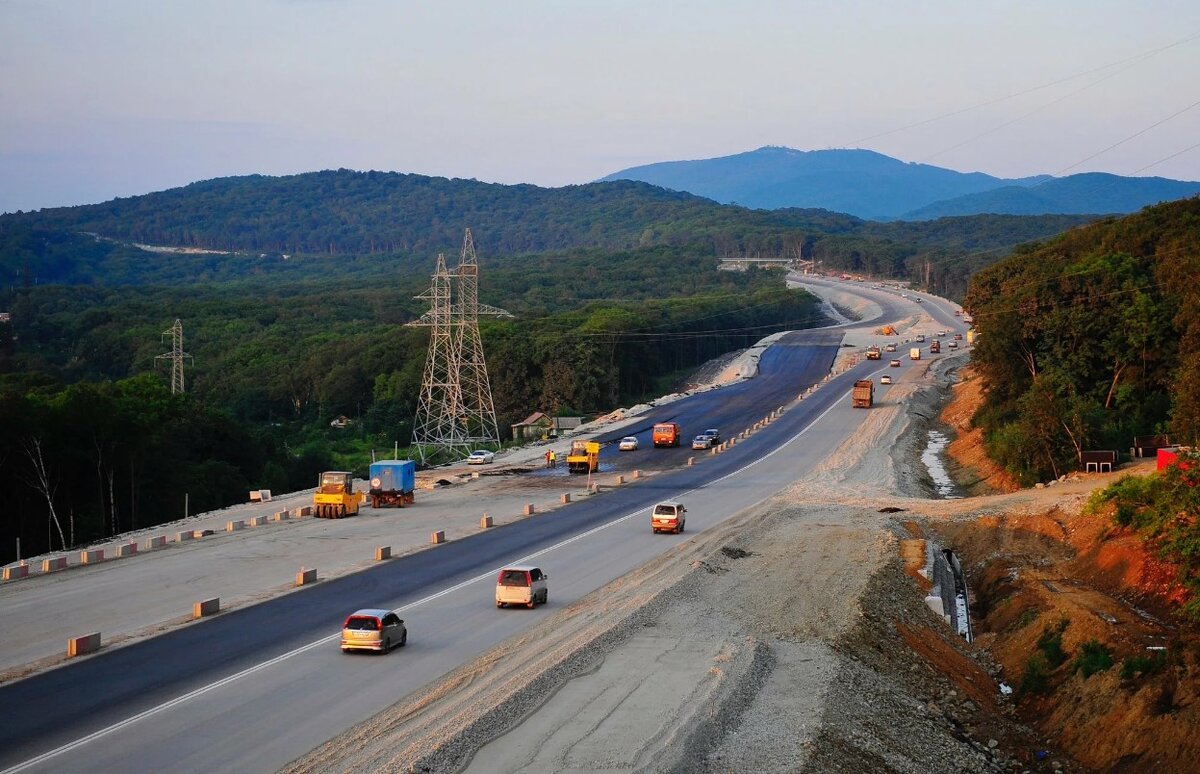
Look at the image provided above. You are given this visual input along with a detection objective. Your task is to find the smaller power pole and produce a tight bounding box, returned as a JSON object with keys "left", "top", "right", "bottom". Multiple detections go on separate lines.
{"left": 156, "top": 319, "right": 192, "bottom": 394}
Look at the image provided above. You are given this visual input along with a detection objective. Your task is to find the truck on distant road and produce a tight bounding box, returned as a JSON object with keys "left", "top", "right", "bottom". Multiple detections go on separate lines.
{"left": 653, "top": 422, "right": 681, "bottom": 447}
{"left": 910, "top": 347, "right": 921, "bottom": 360}
{"left": 852, "top": 379, "right": 875, "bottom": 408}
{"left": 367, "top": 460, "right": 416, "bottom": 508}
{"left": 930, "top": 340, "right": 941, "bottom": 353}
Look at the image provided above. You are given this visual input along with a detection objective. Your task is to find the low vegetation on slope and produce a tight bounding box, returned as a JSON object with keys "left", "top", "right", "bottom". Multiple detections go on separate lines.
{"left": 964, "top": 197, "right": 1200, "bottom": 483}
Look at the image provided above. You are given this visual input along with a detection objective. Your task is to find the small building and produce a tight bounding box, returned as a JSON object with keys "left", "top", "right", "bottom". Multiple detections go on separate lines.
{"left": 511, "top": 412, "right": 553, "bottom": 442}
{"left": 329, "top": 415, "right": 351, "bottom": 429}
{"left": 1080, "top": 450, "right": 1117, "bottom": 473}
{"left": 1132, "top": 434, "right": 1171, "bottom": 458}
{"left": 510, "top": 412, "right": 585, "bottom": 441}
{"left": 0, "top": 312, "right": 10, "bottom": 323}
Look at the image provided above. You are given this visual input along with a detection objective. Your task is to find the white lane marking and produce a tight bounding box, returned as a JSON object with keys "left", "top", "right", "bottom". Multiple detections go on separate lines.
{"left": 3, "top": 384, "right": 851, "bottom": 773}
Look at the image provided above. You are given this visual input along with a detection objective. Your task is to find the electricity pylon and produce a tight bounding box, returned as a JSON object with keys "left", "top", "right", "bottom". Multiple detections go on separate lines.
{"left": 451, "top": 228, "right": 512, "bottom": 447}
{"left": 409, "top": 230, "right": 512, "bottom": 464}
{"left": 155, "top": 319, "right": 191, "bottom": 394}
{"left": 410, "top": 254, "right": 464, "bottom": 463}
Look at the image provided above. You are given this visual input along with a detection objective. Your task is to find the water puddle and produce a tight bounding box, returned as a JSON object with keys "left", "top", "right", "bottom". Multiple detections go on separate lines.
{"left": 921, "top": 429, "right": 962, "bottom": 499}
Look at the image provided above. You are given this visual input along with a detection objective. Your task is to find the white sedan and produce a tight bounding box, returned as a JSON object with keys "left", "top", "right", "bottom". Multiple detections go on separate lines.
{"left": 466, "top": 450, "right": 495, "bottom": 465}
{"left": 618, "top": 436, "right": 639, "bottom": 451}
{"left": 880, "top": 374, "right": 893, "bottom": 385}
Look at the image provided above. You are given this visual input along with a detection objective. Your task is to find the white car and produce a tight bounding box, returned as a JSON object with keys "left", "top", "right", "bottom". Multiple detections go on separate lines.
{"left": 466, "top": 450, "right": 495, "bottom": 465}
{"left": 880, "top": 374, "right": 893, "bottom": 385}
{"left": 692, "top": 435, "right": 712, "bottom": 450}
{"left": 618, "top": 436, "right": 639, "bottom": 451}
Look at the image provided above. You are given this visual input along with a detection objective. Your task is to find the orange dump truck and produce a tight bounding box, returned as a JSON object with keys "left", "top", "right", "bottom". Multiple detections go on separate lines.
{"left": 852, "top": 379, "right": 874, "bottom": 408}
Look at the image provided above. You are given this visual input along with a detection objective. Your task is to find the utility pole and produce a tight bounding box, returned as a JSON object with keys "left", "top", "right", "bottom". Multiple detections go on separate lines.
{"left": 155, "top": 319, "right": 192, "bottom": 394}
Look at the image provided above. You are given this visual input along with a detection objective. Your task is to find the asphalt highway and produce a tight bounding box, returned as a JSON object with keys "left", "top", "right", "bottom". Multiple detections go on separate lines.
{"left": 0, "top": 280, "right": 966, "bottom": 773}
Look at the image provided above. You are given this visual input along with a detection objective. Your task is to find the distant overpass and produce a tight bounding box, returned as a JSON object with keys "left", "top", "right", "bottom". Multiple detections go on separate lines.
{"left": 718, "top": 257, "right": 814, "bottom": 271}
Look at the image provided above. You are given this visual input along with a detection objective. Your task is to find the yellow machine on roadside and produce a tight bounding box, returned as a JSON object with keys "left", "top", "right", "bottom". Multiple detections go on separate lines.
{"left": 314, "top": 471, "right": 365, "bottom": 518}
{"left": 566, "top": 440, "right": 600, "bottom": 474}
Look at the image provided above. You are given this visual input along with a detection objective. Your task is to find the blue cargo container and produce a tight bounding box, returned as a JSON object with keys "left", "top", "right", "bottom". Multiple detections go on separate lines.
{"left": 367, "top": 460, "right": 416, "bottom": 508}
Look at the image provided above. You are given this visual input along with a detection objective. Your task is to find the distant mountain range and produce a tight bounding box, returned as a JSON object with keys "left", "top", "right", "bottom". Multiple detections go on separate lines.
{"left": 600, "top": 147, "right": 1200, "bottom": 220}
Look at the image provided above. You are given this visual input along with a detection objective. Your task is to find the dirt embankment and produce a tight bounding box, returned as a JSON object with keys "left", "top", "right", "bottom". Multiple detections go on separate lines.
{"left": 925, "top": 363, "right": 1199, "bottom": 773}
{"left": 940, "top": 365, "right": 1020, "bottom": 495}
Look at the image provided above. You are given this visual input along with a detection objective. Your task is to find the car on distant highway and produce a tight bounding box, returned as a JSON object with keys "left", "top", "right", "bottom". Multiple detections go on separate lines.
{"left": 466, "top": 450, "right": 495, "bottom": 465}
{"left": 885, "top": 343, "right": 897, "bottom": 352}
{"left": 618, "top": 436, "right": 639, "bottom": 451}
{"left": 948, "top": 341, "right": 959, "bottom": 349}
{"left": 496, "top": 565, "right": 548, "bottom": 609}
{"left": 890, "top": 359, "right": 901, "bottom": 367}
{"left": 880, "top": 374, "right": 893, "bottom": 385}
{"left": 954, "top": 333, "right": 963, "bottom": 340}
{"left": 692, "top": 435, "right": 713, "bottom": 450}
{"left": 341, "top": 609, "right": 406, "bottom": 653}
{"left": 702, "top": 428, "right": 721, "bottom": 444}
{"left": 650, "top": 501, "right": 687, "bottom": 534}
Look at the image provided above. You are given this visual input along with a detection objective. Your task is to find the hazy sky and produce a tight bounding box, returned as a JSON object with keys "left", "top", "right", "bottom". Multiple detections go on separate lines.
{"left": 2, "top": 1, "right": 1198, "bottom": 213}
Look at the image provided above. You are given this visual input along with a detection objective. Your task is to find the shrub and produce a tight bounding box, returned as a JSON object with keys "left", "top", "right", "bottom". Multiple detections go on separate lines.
{"left": 1013, "top": 608, "right": 1040, "bottom": 631}
{"left": 1120, "top": 651, "right": 1167, "bottom": 679}
{"left": 1072, "top": 640, "right": 1114, "bottom": 678}
{"left": 1021, "top": 654, "right": 1052, "bottom": 695}
{"left": 1036, "top": 618, "right": 1070, "bottom": 668}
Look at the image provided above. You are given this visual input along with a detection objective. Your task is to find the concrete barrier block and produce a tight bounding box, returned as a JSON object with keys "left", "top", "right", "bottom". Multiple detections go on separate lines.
{"left": 375, "top": 546, "right": 391, "bottom": 561}
{"left": 226, "top": 520, "right": 244, "bottom": 532}
{"left": 248, "top": 515, "right": 266, "bottom": 527}
{"left": 633, "top": 470, "right": 642, "bottom": 479}
{"left": 145, "top": 535, "right": 167, "bottom": 550}
{"left": 250, "top": 490, "right": 263, "bottom": 502}
{"left": 523, "top": 503, "right": 536, "bottom": 516}
{"left": 560, "top": 493, "right": 571, "bottom": 504}
{"left": 193, "top": 598, "right": 220, "bottom": 618}
{"left": 294, "top": 506, "right": 312, "bottom": 518}
{"left": 80, "top": 549, "right": 104, "bottom": 564}
{"left": 687, "top": 457, "right": 695, "bottom": 466}
{"left": 175, "top": 530, "right": 194, "bottom": 542}
{"left": 272, "top": 510, "right": 289, "bottom": 522}
{"left": 296, "top": 568, "right": 317, "bottom": 586}
{"left": 193, "top": 529, "right": 213, "bottom": 539}
{"left": 480, "top": 515, "right": 493, "bottom": 529}
{"left": 3, "top": 564, "right": 29, "bottom": 581}
{"left": 116, "top": 542, "right": 138, "bottom": 558}
{"left": 471, "top": 471, "right": 480, "bottom": 479}
{"left": 614, "top": 475, "right": 624, "bottom": 485}
{"left": 67, "top": 632, "right": 101, "bottom": 657}
{"left": 430, "top": 530, "right": 446, "bottom": 544}
{"left": 42, "top": 556, "right": 67, "bottom": 573}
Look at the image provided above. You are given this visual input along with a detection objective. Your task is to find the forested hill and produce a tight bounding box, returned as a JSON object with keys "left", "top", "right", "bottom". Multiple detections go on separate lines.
{"left": 0, "top": 168, "right": 1098, "bottom": 297}
{"left": 0, "top": 170, "right": 861, "bottom": 256}
{"left": 964, "top": 196, "right": 1200, "bottom": 483}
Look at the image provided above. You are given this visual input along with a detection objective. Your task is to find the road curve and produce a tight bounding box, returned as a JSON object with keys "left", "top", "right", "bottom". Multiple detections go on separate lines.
{"left": 0, "top": 283, "right": 966, "bottom": 773}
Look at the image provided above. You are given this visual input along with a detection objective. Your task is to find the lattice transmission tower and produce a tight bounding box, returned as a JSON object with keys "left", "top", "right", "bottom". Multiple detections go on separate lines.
{"left": 409, "top": 230, "right": 512, "bottom": 464}
{"left": 155, "top": 319, "right": 192, "bottom": 394}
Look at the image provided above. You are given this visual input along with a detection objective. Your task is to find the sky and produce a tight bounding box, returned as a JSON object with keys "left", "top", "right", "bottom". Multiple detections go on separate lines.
{"left": 1, "top": 0, "right": 1199, "bottom": 214}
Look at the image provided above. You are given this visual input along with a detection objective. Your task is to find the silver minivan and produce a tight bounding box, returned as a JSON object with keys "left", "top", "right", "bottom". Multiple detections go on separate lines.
{"left": 495, "top": 565, "right": 548, "bottom": 609}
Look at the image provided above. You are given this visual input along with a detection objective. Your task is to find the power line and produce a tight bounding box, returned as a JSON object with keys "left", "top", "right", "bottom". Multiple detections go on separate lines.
{"left": 852, "top": 31, "right": 1200, "bottom": 146}
{"left": 1131, "top": 138, "right": 1200, "bottom": 175}
{"left": 1057, "top": 98, "right": 1200, "bottom": 175}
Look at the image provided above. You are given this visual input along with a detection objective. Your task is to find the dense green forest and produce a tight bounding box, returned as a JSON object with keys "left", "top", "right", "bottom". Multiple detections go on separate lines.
{"left": 964, "top": 197, "right": 1200, "bottom": 484}
{"left": 0, "top": 169, "right": 1097, "bottom": 297}
{"left": 0, "top": 169, "right": 1107, "bottom": 564}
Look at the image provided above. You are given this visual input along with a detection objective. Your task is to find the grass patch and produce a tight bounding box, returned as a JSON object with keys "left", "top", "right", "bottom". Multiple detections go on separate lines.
{"left": 1013, "top": 607, "right": 1040, "bottom": 631}
{"left": 1072, "top": 639, "right": 1113, "bottom": 678}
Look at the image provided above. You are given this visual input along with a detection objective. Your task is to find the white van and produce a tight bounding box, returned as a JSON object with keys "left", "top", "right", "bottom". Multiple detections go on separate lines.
{"left": 495, "top": 565, "right": 548, "bottom": 609}
{"left": 651, "top": 501, "right": 687, "bottom": 534}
